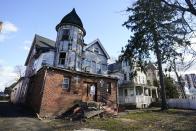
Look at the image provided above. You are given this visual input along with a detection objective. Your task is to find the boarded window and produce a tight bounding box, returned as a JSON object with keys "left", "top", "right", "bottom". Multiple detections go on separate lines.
{"left": 61, "top": 29, "right": 70, "bottom": 41}
{"left": 62, "top": 77, "right": 70, "bottom": 89}
{"left": 59, "top": 52, "right": 66, "bottom": 65}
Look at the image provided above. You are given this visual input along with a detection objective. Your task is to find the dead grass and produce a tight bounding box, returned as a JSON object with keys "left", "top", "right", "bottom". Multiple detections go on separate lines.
{"left": 48, "top": 109, "right": 196, "bottom": 131}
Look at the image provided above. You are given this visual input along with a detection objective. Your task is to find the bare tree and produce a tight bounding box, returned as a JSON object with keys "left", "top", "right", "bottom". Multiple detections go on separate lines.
{"left": 161, "top": 0, "right": 196, "bottom": 16}
{"left": 14, "top": 65, "right": 25, "bottom": 80}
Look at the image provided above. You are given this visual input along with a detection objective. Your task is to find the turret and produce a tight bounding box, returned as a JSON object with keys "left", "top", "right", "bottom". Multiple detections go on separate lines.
{"left": 54, "top": 8, "right": 85, "bottom": 71}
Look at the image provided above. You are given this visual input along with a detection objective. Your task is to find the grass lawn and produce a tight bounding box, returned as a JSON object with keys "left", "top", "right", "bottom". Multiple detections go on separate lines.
{"left": 48, "top": 109, "right": 196, "bottom": 131}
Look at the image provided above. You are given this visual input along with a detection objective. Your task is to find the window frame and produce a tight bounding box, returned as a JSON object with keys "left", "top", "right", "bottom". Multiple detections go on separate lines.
{"left": 62, "top": 77, "right": 70, "bottom": 90}
{"left": 106, "top": 82, "right": 112, "bottom": 94}
{"left": 61, "top": 29, "right": 70, "bottom": 41}
{"left": 59, "top": 52, "right": 66, "bottom": 65}
{"left": 94, "top": 47, "right": 99, "bottom": 54}
{"left": 124, "top": 73, "right": 127, "bottom": 81}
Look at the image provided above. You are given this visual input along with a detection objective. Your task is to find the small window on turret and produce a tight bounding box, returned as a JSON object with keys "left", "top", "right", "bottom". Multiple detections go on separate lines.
{"left": 59, "top": 52, "right": 66, "bottom": 65}
{"left": 61, "top": 29, "right": 70, "bottom": 41}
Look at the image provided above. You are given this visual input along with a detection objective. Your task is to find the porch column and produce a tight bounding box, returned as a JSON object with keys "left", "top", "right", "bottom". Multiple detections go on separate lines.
{"left": 150, "top": 88, "right": 152, "bottom": 97}
{"left": 155, "top": 88, "right": 158, "bottom": 98}
{"left": 142, "top": 86, "right": 144, "bottom": 96}
{"left": 133, "top": 86, "right": 136, "bottom": 96}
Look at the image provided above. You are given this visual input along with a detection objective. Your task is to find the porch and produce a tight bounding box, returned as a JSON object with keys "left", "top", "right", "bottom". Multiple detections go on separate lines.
{"left": 118, "top": 85, "right": 158, "bottom": 108}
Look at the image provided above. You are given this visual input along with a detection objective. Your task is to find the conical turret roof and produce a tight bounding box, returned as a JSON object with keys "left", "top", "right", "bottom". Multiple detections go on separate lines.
{"left": 56, "top": 8, "right": 86, "bottom": 35}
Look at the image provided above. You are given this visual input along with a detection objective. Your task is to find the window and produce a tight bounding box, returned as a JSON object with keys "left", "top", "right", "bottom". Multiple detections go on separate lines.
{"left": 124, "top": 89, "right": 128, "bottom": 96}
{"left": 77, "top": 34, "right": 83, "bottom": 44}
{"left": 68, "top": 43, "right": 72, "bottom": 50}
{"left": 135, "top": 77, "right": 137, "bottom": 83}
{"left": 61, "top": 29, "right": 70, "bottom": 41}
{"left": 129, "top": 73, "right": 132, "bottom": 80}
{"left": 96, "top": 63, "right": 101, "bottom": 74}
{"left": 102, "top": 64, "right": 107, "bottom": 72}
{"left": 77, "top": 61, "right": 81, "bottom": 69}
{"left": 59, "top": 52, "right": 66, "bottom": 65}
{"left": 142, "top": 77, "right": 145, "bottom": 84}
{"left": 94, "top": 47, "right": 99, "bottom": 53}
{"left": 42, "top": 59, "right": 47, "bottom": 66}
{"left": 92, "top": 61, "right": 96, "bottom": 73}
{"left": 124, "top": 74, "right": 127, "bottom": 80}
{"left": 62, "top": 77, "right": 70, "bottom": 89}
{"left": 106, "top": 82, "right": 111, "bottom": 94}
{"left": 86, "top": 60, "right": 91, "bottom": 67}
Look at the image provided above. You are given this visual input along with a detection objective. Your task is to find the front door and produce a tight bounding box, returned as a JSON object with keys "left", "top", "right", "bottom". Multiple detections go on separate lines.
{"left": 86, "top": 83, "right": 97, "bottom": 101}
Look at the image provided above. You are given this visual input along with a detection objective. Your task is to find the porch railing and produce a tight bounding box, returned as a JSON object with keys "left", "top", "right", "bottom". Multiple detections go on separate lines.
{"left": 119, "top": 95, "right": 152, "bottom": 105}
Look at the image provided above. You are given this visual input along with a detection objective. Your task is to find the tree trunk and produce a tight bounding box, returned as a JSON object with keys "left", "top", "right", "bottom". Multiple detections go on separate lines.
{"left": 155, "top": 44, "right": 167, "bottom": 110}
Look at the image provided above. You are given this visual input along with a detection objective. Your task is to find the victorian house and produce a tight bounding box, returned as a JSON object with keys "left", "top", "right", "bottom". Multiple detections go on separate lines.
{"left": 109, "top": 61, "right": 159, "bottom": 108}
{"left": 18, "top": 9, "right": 118, "bottom": 117}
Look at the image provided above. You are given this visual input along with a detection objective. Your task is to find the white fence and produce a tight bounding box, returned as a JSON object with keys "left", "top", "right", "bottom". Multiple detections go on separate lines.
{"left": 167, "top": 99, "right": 196, "bottom": 109}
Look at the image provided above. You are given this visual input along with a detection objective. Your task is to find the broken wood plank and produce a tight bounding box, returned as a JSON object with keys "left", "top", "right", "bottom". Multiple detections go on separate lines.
{"left": 84, "top": 110, "right": 104, "bottom": 119}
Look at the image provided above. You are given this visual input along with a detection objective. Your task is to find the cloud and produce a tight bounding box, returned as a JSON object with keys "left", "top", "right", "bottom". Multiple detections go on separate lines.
{"left": 1, "top": 21, "right": 18, "bottom": 33}
{"left": 0, "top": 64, "right": 17, "bottom": 92}
{"left": 0, "top": 21, "right": 18, "bottom": 43}
{"left": 23, "top": 40, "right": 31, "bottom": 51}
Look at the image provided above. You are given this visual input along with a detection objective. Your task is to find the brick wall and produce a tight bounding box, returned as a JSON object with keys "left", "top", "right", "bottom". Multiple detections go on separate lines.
{"left": 25, "top": 68, "right": 46, "bottom": 113}
{"left": 26, "top": 67, "right": 117, "bottom": 117}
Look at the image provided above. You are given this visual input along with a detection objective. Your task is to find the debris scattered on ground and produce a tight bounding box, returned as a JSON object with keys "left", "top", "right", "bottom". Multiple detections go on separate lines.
{"left": 36, "top": 113, "right": 43, "bottom": 120}
{"left": 59, "top": 101, "right": 117, "bottom": 121}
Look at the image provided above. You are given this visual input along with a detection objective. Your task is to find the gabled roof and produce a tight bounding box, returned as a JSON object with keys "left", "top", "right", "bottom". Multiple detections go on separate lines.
{"left": 24, "top": 34, "right": 55, "bottom": 66}
{"left": 147, "top": 62, "right": 157, "bottom": 71}
{"left": 56, "top": 8, "right": 86, "bottom": 36}
{"left": 84, "top": 39, "right": 110, "bottom": 59}
{"left": 108, "top": 62, "right": 122, "bottom": 73}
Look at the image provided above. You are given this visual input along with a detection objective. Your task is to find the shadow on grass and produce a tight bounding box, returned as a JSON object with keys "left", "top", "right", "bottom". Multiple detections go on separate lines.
{"left": 0, "top": 101, "right": 35, "bottom": 118}
{"left": 151, "top": 108, "right": 196, "bottom": 117}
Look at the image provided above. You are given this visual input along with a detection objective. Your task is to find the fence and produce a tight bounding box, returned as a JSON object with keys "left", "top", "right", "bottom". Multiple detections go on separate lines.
{"left": 167, "top": 99, "right": 196, "bottom": 109}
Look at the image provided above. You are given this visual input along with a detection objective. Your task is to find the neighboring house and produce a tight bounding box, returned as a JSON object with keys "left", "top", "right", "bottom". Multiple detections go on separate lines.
{"left": 19, "top": 8, "right": 118, "bottom": 117}
{"left": 183, "top": 74, "right": 196, "bottom": 99}
{"left": 184, "top": 74, "right": 196, "bottom": 89}
{"left": 109, "top": 61, "right": 159, "bottom": 108}
{"left": 10, "top": 77, "right": 24, "bottom": 104}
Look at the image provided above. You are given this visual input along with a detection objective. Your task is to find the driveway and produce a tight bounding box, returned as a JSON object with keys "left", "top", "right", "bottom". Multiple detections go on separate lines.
{"left": 0, "top": 101, "right": 54, "bottom": 131}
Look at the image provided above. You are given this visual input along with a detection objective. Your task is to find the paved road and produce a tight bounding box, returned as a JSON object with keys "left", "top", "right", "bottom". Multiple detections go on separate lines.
{"left": 0, "top": 101, "right": 54, "bottom": 131}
